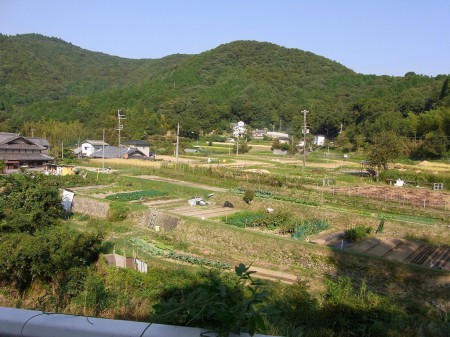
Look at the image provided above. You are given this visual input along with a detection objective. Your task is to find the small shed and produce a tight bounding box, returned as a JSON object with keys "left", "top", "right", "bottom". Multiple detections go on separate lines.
{"left": 103, "top": 253, "right": 148, "bottom": 273}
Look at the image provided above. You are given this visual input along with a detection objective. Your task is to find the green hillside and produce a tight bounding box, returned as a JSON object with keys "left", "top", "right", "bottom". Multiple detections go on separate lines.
{"left": 0, "top": 33, "right": 188, "bottom": 105}
{"left": 0, "top": 34, "right": 449, "bottom": 158}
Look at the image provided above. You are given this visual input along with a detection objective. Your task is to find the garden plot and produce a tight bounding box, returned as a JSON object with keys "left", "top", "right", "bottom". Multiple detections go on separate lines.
{"left": 143, "top": 198, "right": 186, "bottom": 207}
{"left": 350, "top": 237, "right": 450, "bottom": 270}
{"left": 332, "top": 185, "right": 449, "bottom": 210}
{"left": 168, "top": 204, "right": 238, "bottom": 219}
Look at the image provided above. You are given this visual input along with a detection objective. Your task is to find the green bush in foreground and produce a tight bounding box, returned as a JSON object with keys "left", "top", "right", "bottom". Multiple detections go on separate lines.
{"left": 153, "top": 263, "right": 270, "bottom": 337}
{"left": 344, "top": 225, "right": 373, "bottom": 242}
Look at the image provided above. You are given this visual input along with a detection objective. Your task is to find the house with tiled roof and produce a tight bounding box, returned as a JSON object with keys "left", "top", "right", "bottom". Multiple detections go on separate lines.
{"left": 0, "top": 132, "right": 53, "bottom": 170}
{"left": 78, "top": 140, "right": 109, "bottom": 157}
{"left": 90, "top": 146, "right": 149, "bottom": 159}
{"left": 122, "top": 140, "right": 152, "bottom": 157}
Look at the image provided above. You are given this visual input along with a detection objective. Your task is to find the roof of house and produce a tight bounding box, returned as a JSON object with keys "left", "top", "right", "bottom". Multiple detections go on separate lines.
{"left": 0, "top": 133, "right": 46, "bottom": 150}
{"left": 83, "top": 140, "right": 109, "bottom": 146}
{"left": 90, "top": 146, "right": 146, "bottom": 158}
{"left": 0, "top": 143, "right": 45, "bottom": 151}
{"left": 0, "top": 153, "right": 54, "bottom": 161}
{"left": 0, "top": 132, "right": 20, "bottom": 144}
{"left": 28, "top": 138, "right": 51, "bottom": 147}
{"left": 266, "top": 131, "right": 289, "bottom": 139}
{"left": 122, "top": 140, "right": 151, "bottom": 146}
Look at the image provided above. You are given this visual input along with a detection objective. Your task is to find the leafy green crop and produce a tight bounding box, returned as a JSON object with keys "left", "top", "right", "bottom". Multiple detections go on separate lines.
{"left": 221, "top": 211, "right": 267, "bottom": 228}
{"left": 291, "top": 220, "right": 331, "bottom": 240}
{"left": 229, "top": 187, "right": 319, "bottom": 206}
{"left": 105, "top": 190, "right": 168, "bottom": 202}
{"left": 129, "top": 238, "right": 229, "bottom": 269}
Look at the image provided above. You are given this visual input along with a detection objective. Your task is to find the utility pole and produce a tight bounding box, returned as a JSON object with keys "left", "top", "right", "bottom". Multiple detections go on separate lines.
{"left": 102, "top": 129, "right": 105, "bottom": 171}
{"left": 117, "top": 109, "right": 126, "bottom": 158}
{"left": 301, "top": 109, "right": 309, "bottom": 168}
{"left": 175, "top": 123, "right": 180, "bottom": 162}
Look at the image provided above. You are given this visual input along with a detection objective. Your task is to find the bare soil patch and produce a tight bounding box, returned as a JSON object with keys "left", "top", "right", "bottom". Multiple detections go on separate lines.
{"left": 168, "top": 204, "right": 238, "bottom": 219}
{"left": 333, "top": 185, "right": 450, "bottom": 209}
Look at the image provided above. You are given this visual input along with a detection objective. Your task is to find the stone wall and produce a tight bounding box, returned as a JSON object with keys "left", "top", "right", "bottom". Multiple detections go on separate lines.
{"left": 72, "top": 196, "right": 110, "bottom": 218}
{"left": 142, "top": 210, "right": 180, "bottom": 231}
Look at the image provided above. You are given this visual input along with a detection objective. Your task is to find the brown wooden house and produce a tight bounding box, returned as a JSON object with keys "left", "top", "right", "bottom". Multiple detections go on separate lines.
{"left": 0, "top": 132, "right": 53, "bottom": 170}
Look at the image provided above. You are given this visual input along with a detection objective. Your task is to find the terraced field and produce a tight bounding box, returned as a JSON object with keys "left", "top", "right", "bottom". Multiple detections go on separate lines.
{"left": 350, "top": 237, "right": 450, "bottom": 270}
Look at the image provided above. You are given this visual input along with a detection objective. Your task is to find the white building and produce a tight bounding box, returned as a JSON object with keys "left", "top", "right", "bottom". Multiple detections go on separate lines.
{"left": 122, "top": 140, "right": 152, "bottom": 157}
{"left": 79, "top": 140, "right": 109, "bottom": 157}
{"left": 232, "top": 121, "right": 246, "bottom": 138}
{"left": 313, "top": 135, "right": 326, "bottom": 146}
{"left": 267, "top": 131, "right": 290, "bottom": 144}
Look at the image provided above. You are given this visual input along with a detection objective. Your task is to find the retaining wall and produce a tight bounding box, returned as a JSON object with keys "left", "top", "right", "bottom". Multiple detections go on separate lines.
{"left": 72, "top": 196, "right": 110, "bottom": 218}
{"left": 142, "top": 210, "right": 180, "bottom": 231}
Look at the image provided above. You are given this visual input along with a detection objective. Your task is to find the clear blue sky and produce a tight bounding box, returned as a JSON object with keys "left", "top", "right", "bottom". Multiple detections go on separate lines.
{"left": 1, "top": 0, "right": 449, "bottom": 76}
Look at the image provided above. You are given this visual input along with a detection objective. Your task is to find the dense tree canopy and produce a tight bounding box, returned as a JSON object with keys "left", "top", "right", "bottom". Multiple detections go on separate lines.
{"left": 0, "top": 173, "right": 103, "bottom": 290}
{"left": 1, "top": 34, "right": 449, "bottom": 158}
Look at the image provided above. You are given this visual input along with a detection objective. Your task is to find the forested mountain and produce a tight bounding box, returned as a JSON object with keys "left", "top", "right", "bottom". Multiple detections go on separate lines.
{"left": 0, "top": 34, "right": 449, "bottom": 158}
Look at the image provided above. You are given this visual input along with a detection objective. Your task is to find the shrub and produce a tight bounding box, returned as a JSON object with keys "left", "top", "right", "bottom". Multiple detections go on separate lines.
{"left": 344, "top": 225, "right": 373, "bottom": 242}
{"left": 376, "top": 218, "right": 385, "bottom": 234}
{"left": 251, "top": 211, "right": 292, "bottom": 231}
{"left": 243, "top": 189, "right": 255, "bottom": 204}
{"left": 107, "top": 202, "right": 131, "bottom": 222}
{"left": 153, "top": 263, "right": 270, "bottom": 336}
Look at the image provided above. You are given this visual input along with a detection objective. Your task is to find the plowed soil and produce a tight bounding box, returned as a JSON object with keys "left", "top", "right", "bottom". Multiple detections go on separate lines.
{"left": 333, "top": 185, "right": 449, "bottom": 209}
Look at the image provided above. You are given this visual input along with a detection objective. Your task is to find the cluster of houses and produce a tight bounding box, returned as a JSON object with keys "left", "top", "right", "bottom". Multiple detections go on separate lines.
{"left": 1, "top": 128, "right": 326, "bottom": 172}
{"left": 252, "top": 129, "right": 326, "bottom": 147}
{"left": 74, "top": 139, "right": 155, "bottom": 160}
{"left": 0, "top": 132, "right": 155, "bottom": 173}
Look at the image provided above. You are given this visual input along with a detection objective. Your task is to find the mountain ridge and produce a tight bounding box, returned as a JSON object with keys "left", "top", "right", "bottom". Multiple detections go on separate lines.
{"left": 0, "top": 34, "right": 448, "bottom": 153}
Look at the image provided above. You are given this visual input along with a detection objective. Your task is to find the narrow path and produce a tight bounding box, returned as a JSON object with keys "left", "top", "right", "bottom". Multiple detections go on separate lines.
{"left": 132, "top": 175, "right": 228, "bottom": 192}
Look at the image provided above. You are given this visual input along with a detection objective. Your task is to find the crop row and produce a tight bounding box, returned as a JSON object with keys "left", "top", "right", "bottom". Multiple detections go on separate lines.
{"left": 222, "top": 211, "right": 267, "bottom": 228}
{"left": 129, "top": 238, "right": 229, "bottom": 269}
{"left": 229, "top": 187, "right": 319, "bottom": 206}
{"left": 291, "top": 220, "right": 331, "bottom": 240}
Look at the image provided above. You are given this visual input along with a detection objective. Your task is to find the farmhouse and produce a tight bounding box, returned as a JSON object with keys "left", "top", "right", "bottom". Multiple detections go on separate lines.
{"left": 252, "top": 129, "right": 267, "bottom": 139}
{"left": 77, "top": 140, "right": 109, "bottom": 157}
{"left": 122, "top": 140, "right": 152, "bottom": 157}
{"left": 266, "top": 131, "right": 290, "bottom": 144}
{"left": 90, "top": 146, "right": 149, "bottom": 159}
{"left": 0, "top": 132, "right": 53, "bottom": 170}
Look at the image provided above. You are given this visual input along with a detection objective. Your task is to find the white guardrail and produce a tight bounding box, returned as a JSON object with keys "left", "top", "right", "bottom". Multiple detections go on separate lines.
{"left": 0, "top": 307, "right": 274, "bottom": 337}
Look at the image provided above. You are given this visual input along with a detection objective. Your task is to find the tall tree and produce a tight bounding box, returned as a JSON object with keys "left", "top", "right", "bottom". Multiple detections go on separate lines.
{"left": 366, "top": 131, "right": 401, "bottom": 179}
